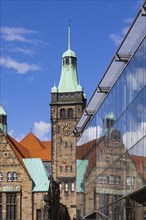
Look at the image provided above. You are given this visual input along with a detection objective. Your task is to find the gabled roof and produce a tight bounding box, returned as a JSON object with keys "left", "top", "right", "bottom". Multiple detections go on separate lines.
{"left": 6, "top": 135, "right": 31, "bottom": 178}
{"left": 20, "top": 132, "right": 52, "bottom": 161}
{"left": 20, "top": 132, "right": 46, "bottom": 150}
{"left": 8, "top": 135, "right": 31, "bottom": 158}
{"left": 23, "top": 158, "right": 50, "bottom": 192}
{"left": 28, "top": 149, "right": 51, "bottom": 161}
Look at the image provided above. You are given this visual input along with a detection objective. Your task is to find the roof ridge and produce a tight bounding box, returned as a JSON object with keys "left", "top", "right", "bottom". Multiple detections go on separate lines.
{"left": 7, "top": 135, "right": 31, "bottom": 158}
{"left": 20, "top": 132, "right": 46, "bottom": 149}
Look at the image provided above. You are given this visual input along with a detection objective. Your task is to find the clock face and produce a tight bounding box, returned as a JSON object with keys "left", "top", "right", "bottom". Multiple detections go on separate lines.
{"left": 61, "top": 123, "right": 71, "bottom": 136}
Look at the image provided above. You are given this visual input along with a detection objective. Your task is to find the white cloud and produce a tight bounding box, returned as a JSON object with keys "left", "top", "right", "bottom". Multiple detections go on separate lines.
{"left": 122, "top": 26, "right": 129, "bottom": 35}
{"left": 0, "top": 56, "right": 41, "bottom": 74}
{"left": 110, "top": 34, "right": 123, "bottom": 46}
{"left": 11, "top": 47, "right": 37, "bottom": 56}
{"left": 110, "top": 17, "right": 133, "bottom": 46}
{"left": 110, "top": 26, "right": 129, "bottom": 46}
{"left": 8, "top": 129, "right": 15, "bottom": 137}
{"left": 0, "top": 26, "right": 39, "bottom": 43}
{"left": 122, "top": 122, "right": 146, "bottom": 156}
{"left": 124, "top": 18, "right": 133, "bottom": 24}
{"left": 8, "top": 129, "right": 25, "bottom": 142}
{"left": 33, "top": 121, "right": 51, "bottom": 140}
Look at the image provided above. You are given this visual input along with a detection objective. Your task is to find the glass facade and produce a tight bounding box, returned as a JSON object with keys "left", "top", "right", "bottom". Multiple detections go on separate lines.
{"left": 76, "top": 30, "right": 146, "bottom": 220}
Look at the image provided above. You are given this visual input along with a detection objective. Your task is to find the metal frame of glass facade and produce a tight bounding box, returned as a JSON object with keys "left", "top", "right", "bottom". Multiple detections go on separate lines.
{"left": 76, "top": 2, "right": 146, "bottom": 220}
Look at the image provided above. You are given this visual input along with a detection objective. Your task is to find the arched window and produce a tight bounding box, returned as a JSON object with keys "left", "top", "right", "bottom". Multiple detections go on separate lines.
{"left": 13, "top": 172, "right": 17, "bottom": 181}
{"left": 0, "top": 172, "right": 3, "bottom": 181}
{"left": 68, "top": 108, "right": 73, "bottom": 118}
{"left": 60, "top": 109, "right": 66, "bottom": 118}
{"left": 7, "top": 172, "right": 12, "bottom": 181}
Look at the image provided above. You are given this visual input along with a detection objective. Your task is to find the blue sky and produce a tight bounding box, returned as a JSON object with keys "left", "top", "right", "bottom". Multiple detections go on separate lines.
{"left": 0, "top": 0, "right": 143, "bottom": 141}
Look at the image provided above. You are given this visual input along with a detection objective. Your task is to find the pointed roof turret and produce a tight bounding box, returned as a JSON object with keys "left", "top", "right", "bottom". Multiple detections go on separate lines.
{"left": 56, "top": 24, "right": 83, "bottom": 93}
{"left": 0, "top": 104, "right": 7, "bottom": 116}
{"left": 0, "top": 104, "right": 7, "bottom": 135}
{"left": 62, "top": 24, "right": 76, "bottom": 58}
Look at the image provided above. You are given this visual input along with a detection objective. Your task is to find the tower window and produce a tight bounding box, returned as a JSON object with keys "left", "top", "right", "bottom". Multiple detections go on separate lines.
{"left": 59, "top": 183, "right": 62, "bottom": 191}
{"left": 60, "top": 109, "right": 66, "bottom": 118}
{"left": 68, "top": 108, "right": 73, "bottom": 118}
{"left": 65, "top": 166, "right": 68, "bottom": 172}
{"left": 64, "top": 183, "right": 69, "bottom": 192}
{"left": 71, "top": 58, "right": 76, "bottom": 65}
{"left": 71, "top": 182, "right": 75, "bottom": 192}
{"left": 0, "top": 173, "right": 3, "bottom": 181}
{"left": 65, "top": 58, "right": 69, "bottom": 64}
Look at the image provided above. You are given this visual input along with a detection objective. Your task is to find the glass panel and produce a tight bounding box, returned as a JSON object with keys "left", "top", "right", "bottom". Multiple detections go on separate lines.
{"left": 76, "top": 38, "right": 146, "bottom": 219}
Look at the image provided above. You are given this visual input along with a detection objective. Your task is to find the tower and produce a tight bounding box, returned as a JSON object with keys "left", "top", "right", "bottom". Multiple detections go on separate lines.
{"left": 0, "top": 104, "right": 7, "bottom": 135}
{"left": 50, "top": 25, "right": 86, "bottom": 219}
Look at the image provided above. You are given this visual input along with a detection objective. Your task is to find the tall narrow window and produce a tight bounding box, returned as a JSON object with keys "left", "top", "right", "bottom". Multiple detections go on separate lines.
{"left": 59, "top": 183, "right": 62, "bottom": 192}
{"left": 68, "top": 108, "right": 73, "bottom": 118}
{"left": 71, "top": 182, "right": 75, "bottom": 192}
{"left": 0, "top": 173, "right": 3, "bottom": 182}
{"left": 64, "top": 183, "right": 69, "bottom": 192}
{"left": 0, "top": 193, "right": 2, "bottom": 220}
{"left": 6, "top": 193, "right": 17, "bottom": 220}
{"left": 60, "top": 109, "right": 66, "bottom": 118}
{"left": 127, "top": 176, "right": 135, "bottom": 186}
{"left": 7, "top": 172, "right": 12, "bottom": 182}
{"left": 36, "top": 209, "right": 41, "bottom": 220}
{"left": 13, "top": 172, "right": 17, "bottom": 181}
{"left": 65, "top": 58, "right": 69, "bottom": 64}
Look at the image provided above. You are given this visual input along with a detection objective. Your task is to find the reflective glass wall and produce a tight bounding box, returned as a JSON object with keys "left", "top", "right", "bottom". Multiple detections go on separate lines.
{"left": 76, "top": 37, "right": 146, "bottom": 220}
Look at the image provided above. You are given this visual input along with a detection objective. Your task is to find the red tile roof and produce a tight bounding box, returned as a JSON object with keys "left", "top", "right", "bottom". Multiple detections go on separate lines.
{"left": 20, "top": 132, "right": 51, "bottom": 161}
{"left": 131, "top": 155, "right": 146, "bottom": 180}
{"left": 20, "top": 132, "right": 46, "bottom": 150}
{"left": 7, "top": 135, "right": 31, "bottom": 177}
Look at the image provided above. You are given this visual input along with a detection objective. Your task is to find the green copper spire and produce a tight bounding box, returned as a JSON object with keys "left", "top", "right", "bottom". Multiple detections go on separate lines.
{"left": 0, "top": 104, "right": 7, "bottom": 135}
{"left": 68, "top": 23, "right": 71, "bottom": 50}
{"left": 57, "top": 25, "right": 83, "bottom": 93}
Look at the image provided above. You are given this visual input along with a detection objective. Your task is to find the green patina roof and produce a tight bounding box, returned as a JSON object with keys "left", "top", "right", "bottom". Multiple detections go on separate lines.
{"left": 76, "top": 159, "right": 88, "bottom": 193}
{"left": 0, "top": 105, "right": 7, "bottom": 116}
{"left": 57, "top": 65, "right": 82, "bottom": 93}
{"left": 51, "top": 84, "right": 58, "bottom": 93}
{"left": 51, "top": 25, "right": 84, "bottom": 93}
{"left": 62, "top": 49, "right": 76, "bottom": 58}
{"left": 23, "top": 158, "right": 50, "bottom": 192}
